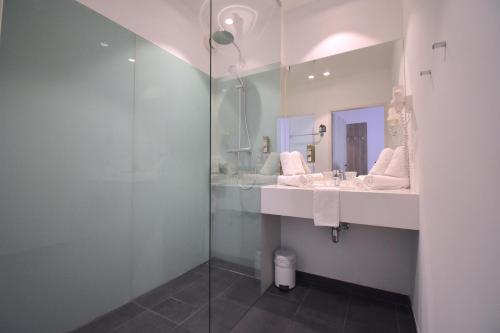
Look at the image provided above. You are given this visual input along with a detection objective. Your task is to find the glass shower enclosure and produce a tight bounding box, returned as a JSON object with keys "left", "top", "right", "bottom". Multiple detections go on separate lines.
{"left": 209, "top": 0, "right": 282, "bottom": 331}
{"left": 0, "top": 0, "right": 281, "bottom": 332}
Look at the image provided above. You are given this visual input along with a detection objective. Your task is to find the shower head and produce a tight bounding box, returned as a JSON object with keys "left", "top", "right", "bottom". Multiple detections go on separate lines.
{"left": 212, "top": 30, "right": 234, "bottom": 45}
{"left": 211, "top": 30, "right": 246, "bottom": 71}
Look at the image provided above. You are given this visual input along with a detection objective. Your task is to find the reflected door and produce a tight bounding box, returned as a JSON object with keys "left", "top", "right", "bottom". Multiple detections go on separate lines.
{"left": 346, "top": 122, "right": 368, "bottom": 174}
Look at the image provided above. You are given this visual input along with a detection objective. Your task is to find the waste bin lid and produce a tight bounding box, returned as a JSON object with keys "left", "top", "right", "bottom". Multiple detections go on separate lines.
{"left": 274, "top": 248, "right": 296, "bottom": 261}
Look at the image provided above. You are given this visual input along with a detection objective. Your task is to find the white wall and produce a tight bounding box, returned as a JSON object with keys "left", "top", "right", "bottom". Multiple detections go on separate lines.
{"left": 283, "top": 0, "right": 403, "bottom": 65}
{"left": 282, "top": 218, "right": 418, "bottom": 296}
{"left": 403, "top": 0, "right": 500, "bottom": 332}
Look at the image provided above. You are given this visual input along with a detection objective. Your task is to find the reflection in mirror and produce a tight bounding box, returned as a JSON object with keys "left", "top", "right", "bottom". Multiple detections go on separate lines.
{"left": 281, "top": 39, "right": 405, "bottom": 176}
{"left": 332, "top": 107, "right": 385, "bottom": 175}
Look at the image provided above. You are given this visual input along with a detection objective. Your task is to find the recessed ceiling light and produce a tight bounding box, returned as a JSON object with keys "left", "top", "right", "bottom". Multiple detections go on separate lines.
{"left": 225, "top": 18, "right": 234, "bottom": 25}
{"left": 100, "top": 42, "right": 109, "bottom": 47}
{"left": 308, "top": 75, "right": 315, "bottom": 79}
{"left": 323, "top": 71, "right": 331, "bottom": 76}
{"left": 128, "top": 58, "right": 136, "bottom": 63}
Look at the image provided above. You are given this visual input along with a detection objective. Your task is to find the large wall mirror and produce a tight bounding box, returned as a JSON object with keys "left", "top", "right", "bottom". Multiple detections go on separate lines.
{"left": 280, "top": 39, "right": 405, "bottom": 175}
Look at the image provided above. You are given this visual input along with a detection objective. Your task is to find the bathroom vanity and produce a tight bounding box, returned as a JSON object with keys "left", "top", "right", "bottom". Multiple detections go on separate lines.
{"left": 261, "top": 185, "right": 419, "bottom": 230}
{"left": 259, "top": 185, "right": 419, "bottom": 293}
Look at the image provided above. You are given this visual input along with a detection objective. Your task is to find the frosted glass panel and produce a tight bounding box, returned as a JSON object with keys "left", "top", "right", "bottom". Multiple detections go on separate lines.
{"left": 132, "top": 36, "right": 209, "bottom": 296}
{"left": 0, "top": 0, "right": 209, "bottom": 332}
{"left": 0, "top": 1, "right": 135, "bottom": 332}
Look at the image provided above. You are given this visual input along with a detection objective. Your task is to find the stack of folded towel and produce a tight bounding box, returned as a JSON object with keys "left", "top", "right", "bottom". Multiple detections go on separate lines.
{"left": 357, "top": 146, "right": 409, "bottom": 190}
{"left": 277, "top": 151, "right": 323, "bottom": 187}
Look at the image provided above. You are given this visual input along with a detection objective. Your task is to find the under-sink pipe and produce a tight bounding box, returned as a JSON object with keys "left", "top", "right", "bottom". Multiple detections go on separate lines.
{"left": 331, "top": 223, "right": 350, "bottom": 243}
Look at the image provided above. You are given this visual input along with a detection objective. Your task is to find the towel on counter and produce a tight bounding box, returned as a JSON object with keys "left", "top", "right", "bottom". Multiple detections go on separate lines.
{"left": 277, "top": 173, "right": 324, "bottom": 187}
{"left": 369, "top": 148, "right": 394, "bottom": 175}
{"left": 296, "top": 151, "right": 312, "bottom": 174}
{"left": 363, "top": 174, "right": 409, "bottom": 190}
{"left": 260, "top": 152, "right": 280, "bottom": 175}
{"left": 313, "top": 188, "right": 340, "bottom": 227}
{"left": 384, "top": 146, "right": 408, "bottom": 178}
{"left": 352, "top": 175, "right": 367, "bottom": 189}
{"left": 280, "top": 151, "right": 305, "bottom": 176}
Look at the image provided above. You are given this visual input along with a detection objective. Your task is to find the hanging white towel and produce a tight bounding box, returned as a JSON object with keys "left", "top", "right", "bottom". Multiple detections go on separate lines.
{"left": 313, "top": 188, "right": 340, "bottom": 228}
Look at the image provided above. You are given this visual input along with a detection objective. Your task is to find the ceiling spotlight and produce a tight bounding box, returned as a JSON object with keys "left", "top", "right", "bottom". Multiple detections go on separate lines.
{"left": 128, "top": 58, "right": 136, "bottom": 63}
{"left": 323, "top": 71, "right": 331, "bottom": 76}
{"left": 308, "top": 75, "right": 315, "bottom": 79}
{"left": 224, "top": 18, "right": 234, "bottom": 25}
{"left": 100, "top": 42, "right": 109, "bottom": 47}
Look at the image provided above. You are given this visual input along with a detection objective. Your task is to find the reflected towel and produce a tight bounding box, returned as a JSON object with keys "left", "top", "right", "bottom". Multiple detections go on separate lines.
{"left": 277, "top": 173, "right": 324, "bottom": 187}
{"left": 280, "top": 151, "right": 305, "bottom": 176}
{"left": 260, "top": 152, "right": 280, "bottom": 175}
{"left": 369, "top": 148, "right": 394, "bottom": 175}
{"left": 363, "top": 174, "right": 409, "bottom": 190}
{"left": 352, "top": 175, "right": 367, "bottom": 189}
{"left": 295, "top": 151, "right": 312, "bottom": 174}
{"left": 313, "top": 188, "right": 340, "bottom": 227}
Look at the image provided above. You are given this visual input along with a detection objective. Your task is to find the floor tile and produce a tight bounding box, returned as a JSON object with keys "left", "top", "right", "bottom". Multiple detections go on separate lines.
{"left": 173, "top": 279, "right": 209, "bottom": 309}
{"left": 210, "top": 258, "right": 255, "bottom": 277}
{"left": 231, "top": 307, "right": 291, "bottom": 333}
{"left": 293, "top": 287, "right": 349, "bottom": 331}
{"left": 135, "top": 271, "right": 203, "bottom": 308}
{"left": 347, "top": 294, "right": 398, "bottom": 333}
{"left": 343, "top": 320, "right": 371, "bottom": 333}
{"left": 152, "top": 298, "right": 197, "bottom": 325}
{"left": 110, "top": 311, "right": 177, "bottom": 333}
{"left": 253, "top": 293, "right": 300, "bottom": 318}
{"left": 221, "top": 276, "right": 261, "bottom": 306}
{"left": 266, "top": 284, "right": 309, "bottom": 303}
{"left": 73, "top": 302, "right": 144, "bottom": 333}
{"left": 182, "top": 298, "right": 248, "bottom": 333}
{"left": 190, "top": 262, "right": 209, "bottom": 277}
{"left": 210, "top": 267, "right": 240, "bottom": 296}
{"left": 172, "top": 325, "right": 195, "bottom": 333}
{"left": 351, "top": 284, "right": 410, "bottom": 306}
{"left": 396, "top": 305, "right": 418, "bottom": 333}
{"left": 284, "top": 321, "right": 332, "bottom": 333}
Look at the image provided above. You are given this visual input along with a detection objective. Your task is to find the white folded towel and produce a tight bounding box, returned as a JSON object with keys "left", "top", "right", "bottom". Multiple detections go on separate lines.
{"left": 260, "top": 152, "right": 280, "bottom": 175}
{"left": 296, "top": 151, "right": 312, "bottom": 174}
{"left": 384, "top": 146, "right": 408, "bottom": 178}
{"left": 277, "top": 173, "right": 324, "bottom": 187}
{"left": 369, "top": 148, "right": 394, "bottom": 175}
{"left": 352, "top": 175, "right": 367, "bottom": 189}
{"left": 313, "top": 188, "right": 340, "bottom": 227}
{"left": 363, "top": 174, "right": 409, "bottom": 190}
{"left": 280, "top": 151, "right": 305, "bottom": 176}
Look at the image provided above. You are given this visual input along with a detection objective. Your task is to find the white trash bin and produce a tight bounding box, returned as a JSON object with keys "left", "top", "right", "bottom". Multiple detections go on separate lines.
{"left": 274, "top": 249, "right": 296, "bottom": 290}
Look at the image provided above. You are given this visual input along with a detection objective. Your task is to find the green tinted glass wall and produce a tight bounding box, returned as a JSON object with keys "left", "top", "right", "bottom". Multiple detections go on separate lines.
{"left": 0, "top": 1, "right": 209, "bottom": 332}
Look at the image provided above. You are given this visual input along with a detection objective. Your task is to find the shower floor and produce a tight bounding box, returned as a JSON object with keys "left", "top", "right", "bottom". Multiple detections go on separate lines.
{"left": 74, "top": 259, "right": 417, "bottom": 333}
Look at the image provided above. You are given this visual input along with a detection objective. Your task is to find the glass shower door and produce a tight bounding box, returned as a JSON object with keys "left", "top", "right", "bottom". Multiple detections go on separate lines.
{"left": 209, "top": 0, "right": 282, "bottom": 331}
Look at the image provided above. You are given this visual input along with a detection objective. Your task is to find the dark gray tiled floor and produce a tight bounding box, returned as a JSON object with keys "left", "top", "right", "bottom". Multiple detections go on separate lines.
{"left": 74, "top": 260, "right": 418, "bottom": 333}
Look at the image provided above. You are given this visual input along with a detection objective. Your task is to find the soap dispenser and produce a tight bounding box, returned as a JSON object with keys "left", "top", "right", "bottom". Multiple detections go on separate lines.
{"left": 306, "top": 144, "right": 315, "bottom": 163}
